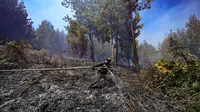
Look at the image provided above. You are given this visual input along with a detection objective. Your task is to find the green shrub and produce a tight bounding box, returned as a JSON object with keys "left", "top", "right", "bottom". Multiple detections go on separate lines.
{"left": 0, "top": 41, "right": 31, "bottom": 69}
{"left": 140, "top": 58, "right": 200, "bottom": 110}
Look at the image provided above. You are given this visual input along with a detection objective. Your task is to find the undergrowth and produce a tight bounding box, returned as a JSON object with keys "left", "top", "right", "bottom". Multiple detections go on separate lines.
{"left": 0, "top": 41, "right": 51, "bottom": 69}
{"left": 0, "top": 41, "right": 30, "bottom": 69}
{"left": 140, "top": 58, "right": 200, "bottom": 111}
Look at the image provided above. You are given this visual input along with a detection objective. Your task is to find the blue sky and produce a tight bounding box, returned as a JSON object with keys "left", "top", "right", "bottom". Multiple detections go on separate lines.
{"left": 23, "top": 0, "right": 74, "bottom": 30}
{"left": 23, "top": 0, "right": 200, "bottom": 48}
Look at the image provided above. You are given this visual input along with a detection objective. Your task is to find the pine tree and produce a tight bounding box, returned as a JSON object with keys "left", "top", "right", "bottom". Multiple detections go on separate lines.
{"left": 35, "top": 20, "right": 56, "bottom": 51}
{"left": 0, "top": 0, "right": 35, "bottom": 42}
{"left": 123, "top": 0, "right": 153, "bottom": 72}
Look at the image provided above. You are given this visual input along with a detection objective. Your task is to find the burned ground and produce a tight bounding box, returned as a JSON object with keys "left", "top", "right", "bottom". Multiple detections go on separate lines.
{"left": 0, "top": 61, "right": 128, "bottom": 112}
{"left": 0, "top": 46, "right": 180, "bottom": 112}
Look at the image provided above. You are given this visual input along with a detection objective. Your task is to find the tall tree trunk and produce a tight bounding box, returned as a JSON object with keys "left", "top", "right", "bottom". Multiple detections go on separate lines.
{"left": 128, "top": 54, "right": 130, "bottom": 67}
{"left": 129, "top": 14, "right": 140, "bottom": 72}
{"left": 80, "top": 54, "right": 83, "bottom": 58}
{"left": 128, "top": 41, "right": 131, "bottom": 67}
{"left": 112, "top": 37, "right": 114, "bottom": 65}
{"left": 116, "top": 35, "right": 119, "bottom": 65}
{"left": 80, "top": 49, "right": 83, "bottom": 58}
{"left": 89, "top": 33, "right": 95, "bottom": 62}
{"left": 109, "top": 11, "right": 115, "bottom": 65}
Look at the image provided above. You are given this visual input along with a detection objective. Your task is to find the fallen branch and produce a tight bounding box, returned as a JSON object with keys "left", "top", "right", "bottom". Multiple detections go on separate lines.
{"left": 128, "top": 93, "right": 147, "bottom": 112}
{"left": 0, "top": 99, "right": 16, "bottom": 108}
{"left": 123, "top": 97, "right": 136, "bottom": 112}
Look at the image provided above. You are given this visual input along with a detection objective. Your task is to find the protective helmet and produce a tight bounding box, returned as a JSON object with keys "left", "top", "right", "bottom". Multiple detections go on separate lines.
{"left": 106, "top": 58, "right": 111, "bottom": 62}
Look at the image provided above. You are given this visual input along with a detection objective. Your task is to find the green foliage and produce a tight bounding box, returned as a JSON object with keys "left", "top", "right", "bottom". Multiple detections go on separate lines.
{"left": 123, "top": 0, "right": 153, "bottom": 71}
{"left": 186, "top": 15, "right": 200, "bottom": 58}
{"left": 0, "top": 41, "right": 29, "bottom": 69}
{"left": 33, "top": 20, "right": 67, "bottom": 53}
{"left": 0, "top": 0, "right": 35, "bottom": 42}
{"left": 161, "top": 15, "right": 200, "bottom": 60}
{"left": 142, "top": 15, "right": 200, "bottom": 110}
{"left": 94, "top": 0, "right": 127, "bottom": 43}
{"left": 51, "top": 29, "right": 67, "bottom": 54}
{"left": 35, "top": 20, "right": 56, "bottom": 51}
{"left": 62, "top": 0, "right": 153, "bottom": 67}
{"left": 123, "top": 0, "right": 153, "bottom": 12}
{"left": 25, "top": 49, "right": 50, "bottom": 64}
{"left": 5, "top": 41, "right": 26, "bottom": 61}
{"left": 141, "top": 58, "right": 200, "bottom": 110}
{"left": 186, "top": 92, "right": 200, "bottom": 111}
{"left": 66, "top": 19, "right": 88, "bottom": 58}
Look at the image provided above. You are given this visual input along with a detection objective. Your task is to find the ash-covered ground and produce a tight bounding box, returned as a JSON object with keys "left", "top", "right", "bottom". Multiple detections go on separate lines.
{"left": 0, "top": 62, "right": 128, "bottom": 112}
{"left": 0, "top": 46, "right": 180, "bottom": 112}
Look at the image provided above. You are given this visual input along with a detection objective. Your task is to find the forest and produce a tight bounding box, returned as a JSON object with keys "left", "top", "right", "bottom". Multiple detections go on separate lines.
{"left": 0, "top": 0, "right": 200, "bottom": 111}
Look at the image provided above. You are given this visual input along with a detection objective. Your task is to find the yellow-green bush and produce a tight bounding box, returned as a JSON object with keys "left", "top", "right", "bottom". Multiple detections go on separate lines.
{"left": 140, "top": 58, "right": 200, "bottom": 110}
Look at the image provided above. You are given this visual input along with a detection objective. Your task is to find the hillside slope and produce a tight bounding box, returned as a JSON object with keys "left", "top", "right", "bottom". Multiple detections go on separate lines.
{"left": 0, "top": 46, "right": 179, "bottom": 112}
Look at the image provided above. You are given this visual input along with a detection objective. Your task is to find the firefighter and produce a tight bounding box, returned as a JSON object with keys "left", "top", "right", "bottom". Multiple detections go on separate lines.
{"left": 89, "top": 58, "right": 112, "bottom": 89}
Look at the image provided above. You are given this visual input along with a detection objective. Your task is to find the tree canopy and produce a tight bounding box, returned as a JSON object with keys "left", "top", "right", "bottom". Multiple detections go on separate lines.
{"left": 66, "top": 17, "right": 88, "bottom": 58}
{"left": 62, "top": 0, "right": 153, "bottom": 70}
{"left": 0, "top": 0, "right": 35, "bottom": 42}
